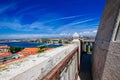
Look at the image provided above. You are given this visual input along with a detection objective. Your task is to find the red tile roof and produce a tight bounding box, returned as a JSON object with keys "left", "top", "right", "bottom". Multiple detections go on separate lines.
{"left": 0, "top": 52, "right": 11, "bottom": 57}
{"left": 17, "top": 48, "right": 39, "bottom": 55}
{"left": 0, "top": 46, "right": 10, "bottom": 48}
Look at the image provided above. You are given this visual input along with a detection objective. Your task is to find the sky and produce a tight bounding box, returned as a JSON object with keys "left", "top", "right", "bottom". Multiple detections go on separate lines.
{"left": 0, "top": 0, "right": 105, "bottom": 39}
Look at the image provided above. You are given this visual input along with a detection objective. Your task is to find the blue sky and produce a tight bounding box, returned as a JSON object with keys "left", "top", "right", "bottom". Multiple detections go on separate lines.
{"left": 0, "top": 0, "right": 105, "bottom": 39}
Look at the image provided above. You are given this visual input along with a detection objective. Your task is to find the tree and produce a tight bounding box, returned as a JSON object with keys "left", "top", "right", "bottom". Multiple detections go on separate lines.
{"left": 10, "top": 46, "right": 24, "bottom": 53}
{"left": 38, "top": 49, "right": 44, "bottom": 53}
{"left": 38, "top": 46, "right": 46, "bottom": 49}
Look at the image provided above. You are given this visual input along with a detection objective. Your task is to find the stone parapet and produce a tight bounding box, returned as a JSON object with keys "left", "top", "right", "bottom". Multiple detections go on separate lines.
{"left": 0, "top": 44, "right": 77, "bottom": 80}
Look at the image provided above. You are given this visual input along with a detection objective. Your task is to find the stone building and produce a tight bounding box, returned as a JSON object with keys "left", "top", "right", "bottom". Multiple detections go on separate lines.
{"left": 92, "top": 0, "right": 120, "bottom": 80}
{"left": 0, "top": 45, "right": 11, "bottom": 58}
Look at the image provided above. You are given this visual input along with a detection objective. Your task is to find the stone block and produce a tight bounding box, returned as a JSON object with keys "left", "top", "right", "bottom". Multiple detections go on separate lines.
{"left": 92, "top": 0, "right": 120, "bottom": 80}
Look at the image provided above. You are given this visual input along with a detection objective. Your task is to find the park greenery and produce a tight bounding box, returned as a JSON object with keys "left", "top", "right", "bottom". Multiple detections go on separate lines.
{"left": 9, "top": 45, "right": 56, "bottom": 54}
{"left": 10, "top": 46, "right": 24, "bottom": 53}
{"left": 38, "top": 45, "right": 55, "bottom": 53}
{"left": 38, "top": 49, "right": 44, "bottom": 53}
{"left": 38, "top": 45, "right": 46, "bottom": 53}
{"left": 38, "top": 45, "right": 46, "bottom": 49}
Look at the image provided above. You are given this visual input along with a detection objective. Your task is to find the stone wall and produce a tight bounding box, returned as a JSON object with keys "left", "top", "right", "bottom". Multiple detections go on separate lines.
{"left": 0, "top": 44, "right": 77, "bottom": 80}
{"left": 92, "top": 0, "right": 120, "bottom": 80}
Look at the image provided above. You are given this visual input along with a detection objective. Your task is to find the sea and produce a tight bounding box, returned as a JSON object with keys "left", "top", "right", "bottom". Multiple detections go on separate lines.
{"left": 0, "top": 42, "right": 62, "bottom": 48}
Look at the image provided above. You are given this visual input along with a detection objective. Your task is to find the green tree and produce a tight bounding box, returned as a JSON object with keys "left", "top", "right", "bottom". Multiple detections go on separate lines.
{"left": 10, "top": 46, "right": 24, "bottom": 53}
{"left": 38, "top": 49, "right": 44, "bottom": 53}
{"left": 38, "top": 46, "right": 46, "bottom": 49}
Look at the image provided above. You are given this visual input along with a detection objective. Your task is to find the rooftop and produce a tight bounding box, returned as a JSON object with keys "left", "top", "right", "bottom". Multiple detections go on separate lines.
{"left": 17, "top": 48, "right": 40, "bottom": 55}
{"left": 0, "top": 46, "right": 10, "bottom": 49}
{"left": 0, "top": 52, "right": 11, "bottom": 57}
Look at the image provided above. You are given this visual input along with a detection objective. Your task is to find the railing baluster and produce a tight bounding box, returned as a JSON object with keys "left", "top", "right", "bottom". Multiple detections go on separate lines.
{"left": 41, "top": 46, "right": 79, "bottom": 80}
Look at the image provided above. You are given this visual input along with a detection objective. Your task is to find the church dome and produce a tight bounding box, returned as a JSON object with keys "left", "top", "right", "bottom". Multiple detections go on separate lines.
{"left": 73, "top": 32, "right": 79, "bottom": 38}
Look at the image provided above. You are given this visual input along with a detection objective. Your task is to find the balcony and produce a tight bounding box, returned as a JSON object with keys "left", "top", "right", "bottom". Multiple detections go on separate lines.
{"left": 0, "top": 43, "right": 81, "bottom": 80}
{"left": 0, "top": 33, "right": 95, "bottom": 80}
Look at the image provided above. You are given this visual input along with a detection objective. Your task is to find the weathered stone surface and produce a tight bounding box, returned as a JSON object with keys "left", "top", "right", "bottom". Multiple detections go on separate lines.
{"left": 96, "top": 0, "right": 120, "bottom": 42}
{"left": 0, "top": 44, "right": 77, "bottom": 80}
{"left": 92, "top": 0, "right": 120, "bottom": 80}
{"left": 102, "top": 52, "right": 120, "bottom": 80}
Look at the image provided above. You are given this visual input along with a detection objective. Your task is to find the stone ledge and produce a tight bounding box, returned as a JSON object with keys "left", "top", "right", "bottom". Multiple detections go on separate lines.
{"left": 0, "top": 44, "right": 77, "bottom": 80}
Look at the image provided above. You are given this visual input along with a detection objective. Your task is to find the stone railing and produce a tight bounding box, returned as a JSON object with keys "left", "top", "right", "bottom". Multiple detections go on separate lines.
{"left": 41, "top": 45, "right": 79, "bottom": 80}
{"left": 0, "top": 44, "right": 80, "bottom": 80}
{"left": 81, "top": 40, "right": 94, "bottom": 54}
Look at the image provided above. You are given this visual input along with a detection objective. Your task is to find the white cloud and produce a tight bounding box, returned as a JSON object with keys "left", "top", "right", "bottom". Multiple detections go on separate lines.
{"left": 15, "top": 5, "right": 40, "bottom": 15}
{"left": 0, "top": 15, "right": 98, "bottom": 38}
{"left": 62, "top": 18, "right": 95, "bottom": 27}
{"left": 0, "top": 2, "right": 17, "bottom": 14}
{"left": 0, "top": 21, "right": 52, "bottom": 31}
{"left": 93, "top": 30, "right": 97, "bottom": 33}
{"left": 0, "top": 29, "right": 98, "bottom": 39}
{"left": 83, "top": 31, "right": 90, "bottom": 34}
{"left": 0, "top": 34, "right": 61, "bottom": 39}
{"left": 44, "top": 15, "right": 84, "bottom": 23}
{"left": 58, "top": 29, "right": 98, "bottom": 37}
{"left": 55, "top": 18, "right": 96, "bottom": 33}
{"left": 79, "top": 29, "right": 98, "bottom": 37}
{"left": 0, "top": 22, "right": 22, "bottom": 29}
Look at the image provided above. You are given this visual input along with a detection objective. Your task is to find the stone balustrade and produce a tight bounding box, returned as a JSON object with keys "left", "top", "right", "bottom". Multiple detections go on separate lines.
{"left": 42, "top": 45, "right": 79, "bottom": 80}
{"left": 81, "top": 40, "right": 94, "bottom": 54}
{"left": 0, "top": 44, "right": 79, "bottom": 80}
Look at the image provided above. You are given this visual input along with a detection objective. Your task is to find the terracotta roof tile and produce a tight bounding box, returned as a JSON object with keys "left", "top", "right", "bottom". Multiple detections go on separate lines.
{"left": 0, "top": 52, "right": 11, "bottom": 57}
{"left": 17, "top": 48, "right": 39, "bottom": 55}
{"left": 0, "top": 46, "right": 10, "bottom": 48}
